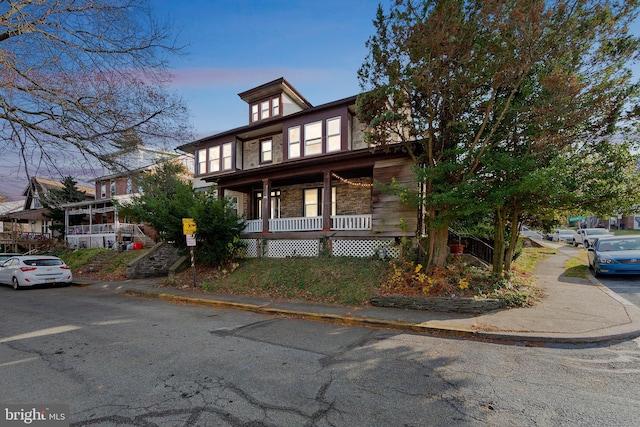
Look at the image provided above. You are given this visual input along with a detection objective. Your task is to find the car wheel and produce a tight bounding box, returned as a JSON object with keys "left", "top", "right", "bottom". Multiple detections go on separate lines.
{"left": 573, "top": 240, "right": 578, "bottom": 247}
{"left": 12, "top": 277, "right": 20, "bottom": 290}
{"left": 583, "top": 241, "right": 589, "bottom": 248}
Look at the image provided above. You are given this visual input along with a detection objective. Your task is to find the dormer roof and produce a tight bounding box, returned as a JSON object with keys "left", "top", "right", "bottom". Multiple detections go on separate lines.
{"left": 238, "top": 77, "right": 312, "bottom": 110}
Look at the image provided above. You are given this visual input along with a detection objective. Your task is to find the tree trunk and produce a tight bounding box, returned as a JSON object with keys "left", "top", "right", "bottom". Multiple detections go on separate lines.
{"left": 503, "top": 208, "right": 521, "bottom": 272}
{"left": 426, "top": 224, "right": 450, "bottom": 269}
{"left": 492, "top": 207, "right": 506, "bottom": 277}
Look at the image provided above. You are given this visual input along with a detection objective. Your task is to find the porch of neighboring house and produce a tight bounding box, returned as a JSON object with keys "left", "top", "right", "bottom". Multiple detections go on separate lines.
{"left": 216, "top": 158, "right": 418, "bottom": 259}
{"left": 0, "top": 209, "right": 54, "bottom": 253}
{"left": 64, "top": 200, "right": 155, "bottom": 249}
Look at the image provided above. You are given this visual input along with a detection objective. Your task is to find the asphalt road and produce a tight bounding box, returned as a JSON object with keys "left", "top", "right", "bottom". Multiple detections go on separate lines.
{"left": 1, "top": 284, "right": 640, "bottom": 426}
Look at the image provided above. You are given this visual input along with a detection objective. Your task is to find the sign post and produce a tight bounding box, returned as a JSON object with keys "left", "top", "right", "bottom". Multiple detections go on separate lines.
{"left": 182, "top": 218, "right": 197, "bottom": 287}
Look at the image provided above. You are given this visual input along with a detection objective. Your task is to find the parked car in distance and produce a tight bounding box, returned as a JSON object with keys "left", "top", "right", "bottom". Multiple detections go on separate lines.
{"left": 0, "top": 253, "right": 22, "bottom": 263}
{"left": 572, "top": 228, "right": 613, "bottom": 248}
{"left": 551, "top": 229, "right": 574, "bottom": 243}
{"left": 0, "top": 255, "right": 73, "bottom": 290}
{"left": 587, "top": 236, "right": 640, "bottom": 276}
{"left": 521, "top": 226, "right": 544, "bottom": 240}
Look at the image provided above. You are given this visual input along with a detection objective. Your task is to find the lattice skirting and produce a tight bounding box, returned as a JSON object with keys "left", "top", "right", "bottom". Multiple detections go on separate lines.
{"left": 239, "top": 238, "right": 400, "bottom": 258}
{"left": 332, "top": 239, "right": 399, "bottom": 258}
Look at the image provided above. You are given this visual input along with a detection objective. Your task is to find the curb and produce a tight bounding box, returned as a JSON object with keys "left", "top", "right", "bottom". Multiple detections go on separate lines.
{"left": 123, "top": 289, "right": 640, "bottom": 346}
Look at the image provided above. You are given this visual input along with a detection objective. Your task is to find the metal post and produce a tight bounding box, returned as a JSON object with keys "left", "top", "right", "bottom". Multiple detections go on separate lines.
{"left": 191, "top": 247, "right": 196, "bottom": 287}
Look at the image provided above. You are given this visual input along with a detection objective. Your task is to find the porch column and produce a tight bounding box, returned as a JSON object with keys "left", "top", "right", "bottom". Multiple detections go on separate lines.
{"left": 262, "top": 178, "right": 271, "bottom": 233}
{"left": 322, "top": 170, "right": 332, "bottom": 231}
{"left": 89, "top": 204, "right": 93, "bottom": 248}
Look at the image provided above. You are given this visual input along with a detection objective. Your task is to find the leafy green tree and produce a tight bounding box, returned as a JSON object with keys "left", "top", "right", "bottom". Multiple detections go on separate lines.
{"left": 357, "top": 0, "right": 640, "bottom": 273}
{"left": 117, "top": 160, "right": 245, "bottom": 266}
{"left": 43, "top": 176, "right": 88, "bottom": 239}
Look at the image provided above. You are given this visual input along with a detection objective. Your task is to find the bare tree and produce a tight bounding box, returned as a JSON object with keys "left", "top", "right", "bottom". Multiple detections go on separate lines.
{"left": 0, "top": 0, "right": 192, "bottom": 181}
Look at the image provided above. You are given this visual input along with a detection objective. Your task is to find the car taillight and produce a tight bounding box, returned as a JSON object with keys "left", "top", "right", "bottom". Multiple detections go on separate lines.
{"left": 19, "top": 267, "right": 37, "bottom": 272}
{"left": 60, "top": 265, "right": 70, "bottom": 270}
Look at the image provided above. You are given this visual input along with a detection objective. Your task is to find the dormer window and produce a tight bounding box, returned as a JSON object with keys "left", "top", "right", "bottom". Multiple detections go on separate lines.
{"left": 250, "top": 95, "right": 282, "bottom": 123}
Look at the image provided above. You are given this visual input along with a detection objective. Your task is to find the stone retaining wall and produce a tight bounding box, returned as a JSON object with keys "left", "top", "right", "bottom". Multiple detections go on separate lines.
{"left": 369, "top": 296, "right": 504, "bottom": 314}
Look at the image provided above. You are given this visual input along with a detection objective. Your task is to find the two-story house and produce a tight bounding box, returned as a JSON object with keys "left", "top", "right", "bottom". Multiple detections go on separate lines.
{"left": 63, "top": 147, "right": 193, "bottom": 249}
{"left": 177, "top": 78, "right": 418, "bottom": 258}
{"left": 0, "top": 177, "right": 95, "bottom": 252}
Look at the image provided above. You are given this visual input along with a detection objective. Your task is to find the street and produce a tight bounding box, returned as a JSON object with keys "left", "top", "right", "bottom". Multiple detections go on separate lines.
{"left": 1, "top": 284, "right": 640, "bottom": 426}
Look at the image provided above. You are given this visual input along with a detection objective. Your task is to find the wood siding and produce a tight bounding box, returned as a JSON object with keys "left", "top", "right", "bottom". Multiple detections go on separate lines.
{"left": 372, "top": 159, "right": 417, "bottom": 236}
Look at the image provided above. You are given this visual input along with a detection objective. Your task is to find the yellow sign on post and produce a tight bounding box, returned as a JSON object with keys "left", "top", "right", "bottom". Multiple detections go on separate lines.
{"left": 182, "top": 218, "right": 196, "bottom": 235}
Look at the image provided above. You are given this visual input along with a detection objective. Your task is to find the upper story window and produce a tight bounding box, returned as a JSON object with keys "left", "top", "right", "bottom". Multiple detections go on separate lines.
{"left": 196, "top": 142, "right": 234, "bottom": 176}
{"left": 288, "top": 126, "right": 301, "bottom": 159}
{"left": 260, "top": 139, "right": 272, "bottom": 163}
{"left": 100, "top": 183, "right": 107, "bottom": 199}
{"left": 126, "top": 177, "right": 133, "bottom": 194}
{"left": 110, "top": 181, "right": 116, "bottom": 197}
{"left": 304, "top": 121, "right": 322, "bottom": 156}
{"left": 326, "top": 117, "right": 341, "bottom": 152}
{"left": 209, "top": 146, "right": 220, "bottom": 172}
{"left": 250, "top": 95, "right": 282, "bottom": 123}
{"left": 286, "top": 116, "right": 341, "bottom": 160}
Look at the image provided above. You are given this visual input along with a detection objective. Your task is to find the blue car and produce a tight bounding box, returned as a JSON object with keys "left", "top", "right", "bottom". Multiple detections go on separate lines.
{"left": 587, "top": 236, "right": 640, "bottom": 276}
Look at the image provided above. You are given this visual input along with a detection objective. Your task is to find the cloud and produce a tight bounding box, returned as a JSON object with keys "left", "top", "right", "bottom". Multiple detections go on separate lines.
{"left": 166, "top": 67, "right": 349, "bottom": 90}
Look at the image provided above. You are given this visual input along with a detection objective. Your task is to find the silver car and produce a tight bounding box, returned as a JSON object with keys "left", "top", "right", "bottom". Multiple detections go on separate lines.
{"left": 0, "top": 255, "right": 73, "bottom": 290}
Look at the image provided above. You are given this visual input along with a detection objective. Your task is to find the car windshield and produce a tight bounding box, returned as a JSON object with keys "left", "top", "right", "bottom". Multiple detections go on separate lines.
{"left": 23, "top": 259, "right": 63, "bottom": 266}
{"left": 558, "top": 230, "right": 573, "bottom": 235}
{"left": 598, "top": 239, "right": 640, "bottom": 251}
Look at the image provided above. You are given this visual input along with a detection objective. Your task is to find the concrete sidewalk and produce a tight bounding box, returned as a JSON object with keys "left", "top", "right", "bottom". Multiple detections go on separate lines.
{"left": 74, "top": 249, "right": 640, "bottom": 346}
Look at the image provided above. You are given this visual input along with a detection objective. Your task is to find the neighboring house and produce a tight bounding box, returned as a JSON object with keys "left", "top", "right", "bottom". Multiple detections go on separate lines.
{"left": 0, "top": 177, "right": 94, "bottom": 252}
{"left": 63, "top": 147, "right": 193, "bottom": 250}
{"left": 177, "top": 78, "right": 418, "bottom": 258}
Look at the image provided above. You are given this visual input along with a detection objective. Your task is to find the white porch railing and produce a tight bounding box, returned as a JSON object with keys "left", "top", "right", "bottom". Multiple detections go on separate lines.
{"left": 244, "top": 220, "right": 263, "bottom": 233}
{"left": 331, "top": 214, "right": 372, "bottom": 230}
{"left": 67, "top": 223, "right": 136, "bottom": 235}
{"left": 243, "top": 214, "right": 372, "bottom": 233}
{"left": 270, "top": 216, "right": 323, "bottom": 232}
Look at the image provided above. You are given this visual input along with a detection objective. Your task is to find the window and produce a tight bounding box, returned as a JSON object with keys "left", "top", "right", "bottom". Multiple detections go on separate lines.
{"left": 288, "top": 126, "right": 300, "bottom": 158}
{"left": 326, "top": 117, "right": 341, "bottom": 152}
{"left": 304, "top": 121, "right": 322, "bottom": 156}
{"left": 304, "top": 188, "right": 320, "bottom": 217}
{"left": 197, "top": 149, "right": 206, "bottom": 174}
{"left": 251, "top": 104, "right": 259, "bottom": 122}
{"left": 261, "top": 100, "right": 270, "bottom": 120}
{"left": 100, "top": 183, "right": 107, "bottom": 199}
{"left": 110, "top": 181, "right": 116, "bottom": 197}
{"left": 209, "top": 146, "right": 220, "bottom": 172}
{"left": 222, "top": 142, "right": 232, "bottom": 170}
{"left": 126, "top": 178, "right": 133, "bottom": 194}
{"left": 260, "top": 139, "right": 272, "bottom": 163}
{"left": 272, "top": 97, "right": 280, "bottom": 116}
{"left": 303, "top": 187, "right": 336, "bottom": 217}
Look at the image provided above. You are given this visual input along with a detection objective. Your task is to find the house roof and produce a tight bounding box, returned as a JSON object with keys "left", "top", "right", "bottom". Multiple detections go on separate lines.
{"left": 21, "top": 177, "right": 95, "bottom": 197}
{"left": 177, "top": 94, "right": 359, "bottom": 154}
{"left": 0, "top": 200, "right": 24, "bottom": 216}
{"left": 237, "top": 77, "right": 312, "bottom": 109}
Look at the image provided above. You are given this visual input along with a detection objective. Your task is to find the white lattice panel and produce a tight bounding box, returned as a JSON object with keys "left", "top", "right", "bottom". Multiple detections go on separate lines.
{"left": 241, "top": 239, "right": 258, "bottom": 257}
{"left": 267, "top": 239, "right": 319, "bottom": 257}
{"left": 332, "top": 239, "right": 399, "bottom": 258}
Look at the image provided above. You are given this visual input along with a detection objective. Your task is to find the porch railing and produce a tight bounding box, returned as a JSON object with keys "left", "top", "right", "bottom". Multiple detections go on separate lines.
{"left": 243, "top": 214, "right": 372, "bottom": 233}
{"left": 68, "top": 223, "right": 136, "bottom": 235}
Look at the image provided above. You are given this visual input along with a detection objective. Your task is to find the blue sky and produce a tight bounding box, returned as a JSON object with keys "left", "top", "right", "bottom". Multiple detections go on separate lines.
{"left": 156, "top": 0, "right": 379, "bottom": 137}
{"left": 0, "top": 0, "right": 379, "bottom": 201}
{"left": 3, "top": 1, "right": 640, "bottom": 201}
